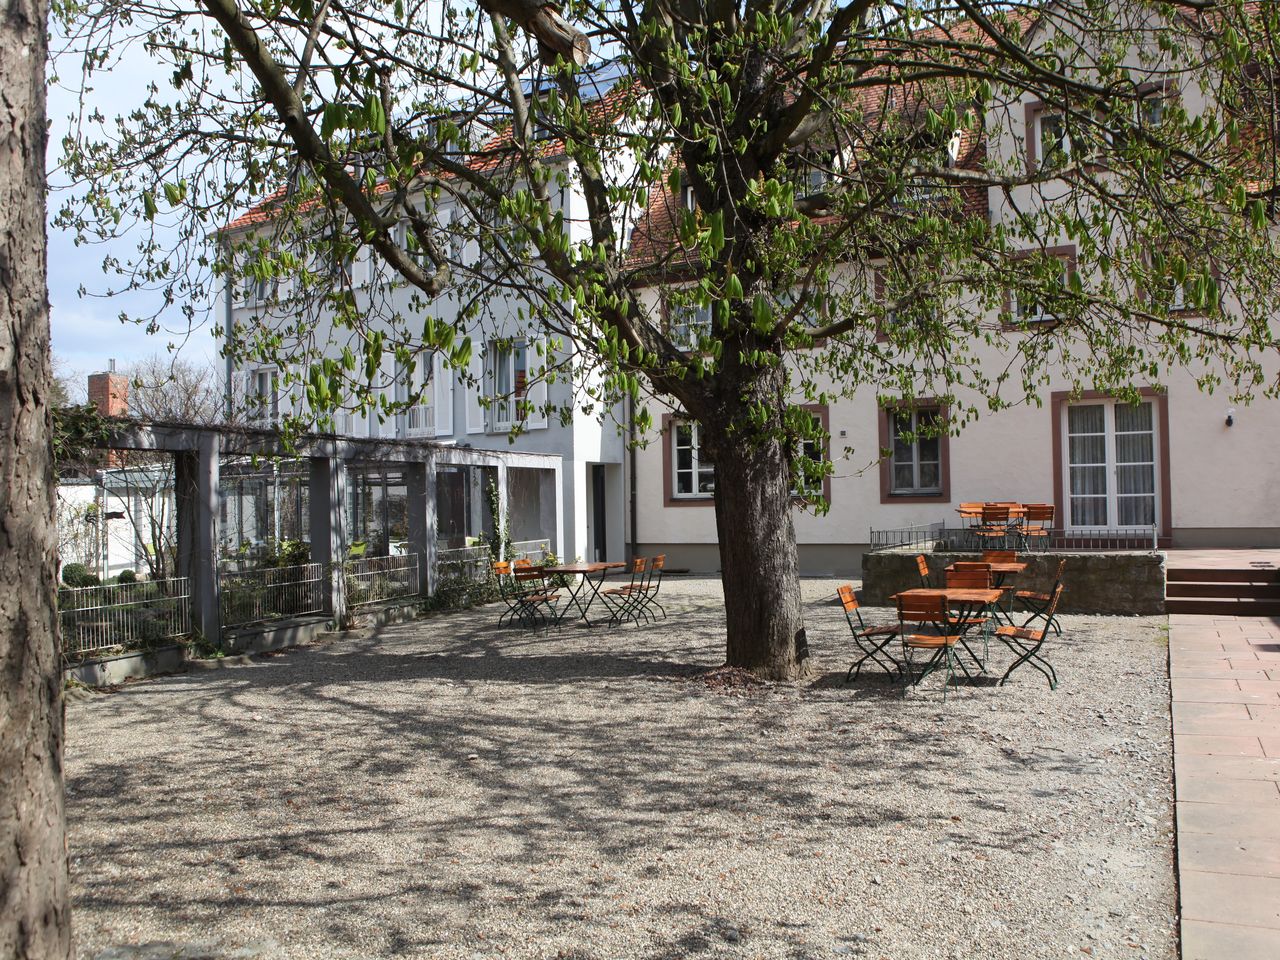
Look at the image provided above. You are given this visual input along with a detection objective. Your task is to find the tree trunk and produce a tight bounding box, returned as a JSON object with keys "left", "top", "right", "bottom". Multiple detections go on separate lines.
{"left": 0, "top": 0, "right": 73, "bottom": 953}
{"left": 706, "top": 376, "right": 810, "bottom": 681}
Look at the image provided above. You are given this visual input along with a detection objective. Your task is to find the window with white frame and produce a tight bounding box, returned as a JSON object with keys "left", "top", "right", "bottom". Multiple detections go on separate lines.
{"left": 669, "top": 302, "right": 712, "bottom": 348}
{"left": 247, "top": 368, "right": 279, "bottom": 425}
{"left": 488, "top": 340, "right": 529, "bottom": 430}
{"left": 1037, "top": 110, "right": 1072, "bottom": 167}
{"left": 791, "top": 409, "right": 827, "bottom": 500}
{"left": 679, "top": 174, "right": 697, "bottom": 211}
{"left": 1010, "top": 252, "right": 1072, "bottom": 324}
{"left": 888, "top": 407, "right": 942, "bottom": 496}
{"left": 398, "top": 356, "right": 435, "bottom": 437}
{"left": 672, "top": 420, "right": 715, "bottom": 498}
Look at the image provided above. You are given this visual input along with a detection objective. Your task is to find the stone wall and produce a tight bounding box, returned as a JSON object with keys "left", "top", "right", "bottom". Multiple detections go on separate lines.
{"left": 861, "top": 549, "right": 1166, "bottom": 615}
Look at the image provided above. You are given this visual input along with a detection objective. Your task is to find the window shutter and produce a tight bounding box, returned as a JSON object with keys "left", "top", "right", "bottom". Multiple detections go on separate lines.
{"left": 465, "top": 349, "right": 485, "bottom": 434}
{"left": 434, "top": 352, "right": 454, "bottom": 436}
{"left": 527, "top": 338, "right": 548, "bottom": 429}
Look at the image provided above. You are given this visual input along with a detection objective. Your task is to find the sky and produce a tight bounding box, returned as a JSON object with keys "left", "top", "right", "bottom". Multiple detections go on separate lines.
{"left": 46, "top": 29, "right": 224, "bottom": 395}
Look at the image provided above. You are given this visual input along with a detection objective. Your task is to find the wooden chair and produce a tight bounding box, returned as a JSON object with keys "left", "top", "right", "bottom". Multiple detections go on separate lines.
{"left": 1020, "top": 504, "right": 1055, "bottom": 550}
{"left": 896, "top": 593, "right": 964, "bottom": 700}
{"left": 995, "top": 584, "right": 1064, "bottom": 688}
{"left": 626, "top": 554, "right": 667, "bottom": 622}
{"left": 512, "top": 565, "right": 561, "bottom": 629}
{"left": 973, "top": 504, "right": 1012, "bottom": 550}
{"left": 957, "top": 502, "right": 984, "bottom": 527}
{"left": 915, "top": 554, "right": 932, "bottom": 588}
{"left": 839, "top": 584, "right": 900, "bottom": 681}
{"left": 1015, "top": 557, "right": 1067, "bottom": 635}
{"left": 602, "top": 556, "right": 648, "bottom": 624}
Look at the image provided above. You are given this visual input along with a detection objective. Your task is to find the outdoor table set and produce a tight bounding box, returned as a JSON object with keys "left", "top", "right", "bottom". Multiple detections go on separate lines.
{"left": 493, "top": 555, "right": 667, "bottom": 631}
{"left": 841, "top": 549, "right": 1066, "bottom": 700}
{"left": 955, "top": 501, "right": 1055, "bottom": 551}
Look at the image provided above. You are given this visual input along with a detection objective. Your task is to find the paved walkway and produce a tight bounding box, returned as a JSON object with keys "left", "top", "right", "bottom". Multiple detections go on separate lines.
{"left": 1170, "top": 612, "right": 1280, "bottom": 959}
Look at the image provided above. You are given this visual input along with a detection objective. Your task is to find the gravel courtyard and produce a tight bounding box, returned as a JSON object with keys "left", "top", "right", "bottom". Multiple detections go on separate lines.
{"left": 66, "top": 577, "right": 1176, "bottom": 960}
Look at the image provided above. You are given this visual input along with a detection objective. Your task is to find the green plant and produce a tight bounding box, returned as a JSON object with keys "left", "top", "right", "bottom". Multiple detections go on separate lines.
{"left": 60, "top": 563, "right": 100, "bottom": 588}
{"left": 116, "top": 568, "right": 138, "bottom": 584}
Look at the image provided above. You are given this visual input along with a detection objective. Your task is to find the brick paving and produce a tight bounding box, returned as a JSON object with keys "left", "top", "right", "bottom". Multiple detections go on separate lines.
{"left": 1169, "top": 611, "right": 1280, "bottom": 959}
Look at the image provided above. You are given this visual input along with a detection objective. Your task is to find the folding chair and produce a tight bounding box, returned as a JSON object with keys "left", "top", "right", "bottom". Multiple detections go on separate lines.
{"left": 839, "top": 584, "right": 901, "bottom": 681}
{"left": 601, "top": 557, "right": 648, "bottom": 624}
{"left": 896, "top": 593, "right": 964, "bottom": 700}
{"left": 915, "top": 554, "right": 933, "bottom": 588}
{"left": 994, "top": 584, "right": 1064, "bottom": 688}
{"left": 972, "top": 504, "right": 1012, "bottom": 550}
{"left": 943, "top": 566, "right": 994, "bottom": 666}
{"left": 628, "top": 554, "right": 667, "bottom": 621}
{"left": 511, "top": 565, "right": 561, "bottom": 629}
{"left": 1019, "top": 504, "right": 1055, "bottom": 551}
{"left": 1015, "top": 557, "right": 1067, "bottom": 635}
{"left": 492, "top": 561, "right": 526, "bottom": 627}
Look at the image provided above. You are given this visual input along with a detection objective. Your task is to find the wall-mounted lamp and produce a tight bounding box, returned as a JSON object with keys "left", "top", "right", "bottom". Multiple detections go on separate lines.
{"left": 1226, "top": 407, "right": 1236, "bottom": 428}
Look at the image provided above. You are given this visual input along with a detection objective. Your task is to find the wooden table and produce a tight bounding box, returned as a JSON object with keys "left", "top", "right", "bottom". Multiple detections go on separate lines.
{"left": 543, "top": 562, "right": 626, "bottom": 625}
{"left": 945, "top": 561, "right": 1027, "bottom": 622}
{"left": 891, "top": 587, "right": 1003, "bottom": 671}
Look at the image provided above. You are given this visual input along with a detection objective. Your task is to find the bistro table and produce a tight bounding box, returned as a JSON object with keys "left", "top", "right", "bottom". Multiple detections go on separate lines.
{"left": 891, "top": 587, "right": 1003, "bottom": 673}
{"left": 543, "top": 561, "right": 626, "bottom": 626}
{"left": 945, "top": 560, "right": 1027, "bottom": 624}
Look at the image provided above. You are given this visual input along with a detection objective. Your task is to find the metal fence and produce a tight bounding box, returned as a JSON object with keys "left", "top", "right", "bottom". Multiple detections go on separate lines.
{"left": 510, "top": 538, "right": 552, "bottom": 563}
{"left": 869, "top": 522, "right": 1160, "bottom": 553}
{"left": 58, "top": 577, "right": 192, "bottom": 657}
{"left": 434, "top": 545, "right": 492, "bottom": 583}
{"left": 345, "top": 554, "right": 420, "bottom": 606}
{"left": 219, "top": 561, "right": 326, "bottom": 628}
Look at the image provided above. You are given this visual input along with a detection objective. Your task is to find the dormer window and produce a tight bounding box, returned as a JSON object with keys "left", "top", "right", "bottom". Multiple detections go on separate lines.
{"left": 680, "top": 174, "right": 697, "bottom": 211}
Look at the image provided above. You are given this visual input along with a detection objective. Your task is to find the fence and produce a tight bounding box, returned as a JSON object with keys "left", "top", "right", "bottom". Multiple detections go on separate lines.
{"left": 868, "top": 522, "right": 1160, "bottom": 553}
{"left": 59, "top": 577, "right": 192, "bottom": 658}
{"left": 345, "top": 554, "right": 421, "bottom": 606}
{"left": 219, "top": 561, "right": 326, "bottom": 628}
{"left": 435, "top": 545, "right": 492, "bottom": 583}
{"left": 510, "top": 538, "right": 552, "bottom": 563}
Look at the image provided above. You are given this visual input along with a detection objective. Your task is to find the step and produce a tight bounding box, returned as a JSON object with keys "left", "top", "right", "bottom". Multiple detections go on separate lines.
{"left": 1166, "top": 567, "right": 1280, "bottom": 584}
{"left": 1165, "top": 597, "right": 1280, "bottom": 616}
{"left": 1166, "top": 581, "right": 1280, "bottom": 599}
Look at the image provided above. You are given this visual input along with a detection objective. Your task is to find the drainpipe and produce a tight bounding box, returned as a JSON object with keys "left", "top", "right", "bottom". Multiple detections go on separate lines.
{"left": 627, "top": 391, "right": 637, "bottom": 562}
{"left": 223, "top": 235, "right": 235, "bottom": 422}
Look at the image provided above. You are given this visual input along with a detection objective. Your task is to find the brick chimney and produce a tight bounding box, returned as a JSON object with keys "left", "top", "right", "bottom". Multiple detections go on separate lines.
{"left": 87, "top": 360, "right": 128, "bottom": 418}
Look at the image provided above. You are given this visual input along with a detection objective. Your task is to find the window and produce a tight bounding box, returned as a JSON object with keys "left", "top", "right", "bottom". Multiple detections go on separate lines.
{"left": 790, "top": 406, "right": 829, "bottom": 502}
{"left": 669, "top": 302, "right": 712, "bottom": 348}
{"left": 679, "top": 174, "right": 697, "bottom": 211}
{"left": 1058, "top": 397, "right": 1163, "bottom": 531}
{"left": 671, "top": 420, "right": 715, "bottom": 499}
{"left": 1038, "top": 112, "right": 1071, "bottom": 167}
{"left": 488, "top": 340, "right": 529, "bottom": 430}
{"left": 247, "top": 368, "right": 279, "bottom": 425}
{"left": 1007, "top": 247, "right": 1075, "bottom": 325}
{"left": 397, "top": 357, "right": 435, "bottom": 437}
{"left": 879, "top": 403, "right": 949, "bottom": 502}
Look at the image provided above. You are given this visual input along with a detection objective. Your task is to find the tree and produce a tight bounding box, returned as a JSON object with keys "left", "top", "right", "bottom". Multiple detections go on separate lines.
{"left": 1, "top": 0, "right": 73, "bottom": 953}
{"left": 58, "top": 1, "right": 1280, "bottom": 678}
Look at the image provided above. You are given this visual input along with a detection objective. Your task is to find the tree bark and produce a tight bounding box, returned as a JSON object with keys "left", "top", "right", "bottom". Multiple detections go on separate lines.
{"left": 0, "top": 0, "right": 73, "bottom": 953}
{"left": 705, "top": 369, "right": 810, "bottom": 681}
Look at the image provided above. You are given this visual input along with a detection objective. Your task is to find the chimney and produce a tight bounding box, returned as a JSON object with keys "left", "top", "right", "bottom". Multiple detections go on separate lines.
{"left": 87, "top": 362, "right": 129, "bottom": 418}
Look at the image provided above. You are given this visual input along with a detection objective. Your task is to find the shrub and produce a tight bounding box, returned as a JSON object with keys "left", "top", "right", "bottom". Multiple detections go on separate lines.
{"left": 61, "top": 563, "right": 100, "bottom": 588}
{"left": 116, "top": 569, "right": 138, "bottom": 584}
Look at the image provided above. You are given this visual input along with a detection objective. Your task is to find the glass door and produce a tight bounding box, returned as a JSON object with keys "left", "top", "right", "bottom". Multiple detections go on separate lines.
{"left": 1064, "top": 400, "right": 1158, "bottom": 530}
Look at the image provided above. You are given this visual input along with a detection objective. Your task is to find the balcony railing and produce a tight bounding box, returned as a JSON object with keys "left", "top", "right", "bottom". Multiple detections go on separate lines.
{"left": 510, "top": 538, "right": 552, "bottom": 563}
{"left": 869, "top": 522, "right": 1160, "bottom": 553}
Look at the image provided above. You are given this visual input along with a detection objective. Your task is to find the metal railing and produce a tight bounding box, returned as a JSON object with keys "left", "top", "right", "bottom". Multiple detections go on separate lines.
{"left": 345, "top": 554, "right": 420, "bottom": 606}
{"left": 219, "top": 562, "right": 326, "bottom": 628}
{"left": 510, "top": 538, "right": 552, "bottom": 563}
{"left": 869, "top": 521, "right": 1160, "bottom": 553}
{"left": 58, "top": 577, "right": 192, "bottom": 657}
{"left": 434, "top": 545, "right": 492, "bottom": 583}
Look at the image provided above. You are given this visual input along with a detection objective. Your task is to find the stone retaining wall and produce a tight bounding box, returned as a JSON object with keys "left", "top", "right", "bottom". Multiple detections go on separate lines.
{"left": 861, "top": 549, "right": 1166, "bottom": 615}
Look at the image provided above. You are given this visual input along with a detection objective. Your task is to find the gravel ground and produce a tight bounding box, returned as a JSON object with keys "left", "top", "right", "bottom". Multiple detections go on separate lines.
{"left": 66, "top": 577, "right": 1176, "bottom": 960}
